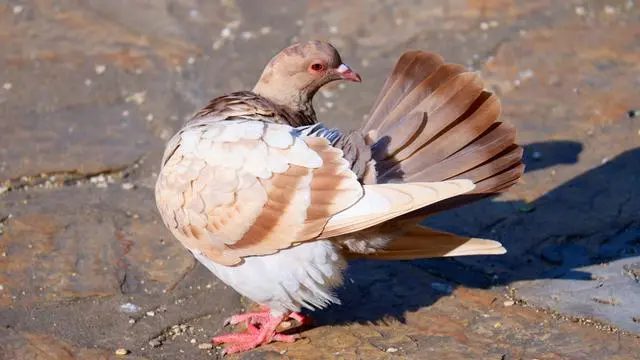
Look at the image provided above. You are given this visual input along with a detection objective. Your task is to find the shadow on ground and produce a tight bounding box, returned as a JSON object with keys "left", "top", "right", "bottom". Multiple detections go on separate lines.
{"left": 314, "top": 142, "right": 640, "bottom": 331}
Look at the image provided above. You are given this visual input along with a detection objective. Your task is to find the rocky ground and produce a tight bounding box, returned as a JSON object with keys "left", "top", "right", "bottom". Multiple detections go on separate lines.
{"left": 1, "top": 0, "right": 640, "bottom": 359}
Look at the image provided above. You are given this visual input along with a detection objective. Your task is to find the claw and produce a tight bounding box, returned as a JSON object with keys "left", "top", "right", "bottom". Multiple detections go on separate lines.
{"left": 213, "top": 309, "right": 308, "bottom": 354}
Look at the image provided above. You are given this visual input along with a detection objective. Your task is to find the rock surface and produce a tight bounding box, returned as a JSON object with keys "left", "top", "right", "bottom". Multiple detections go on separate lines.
{"left": 1, "top": 0, "right": 639, "bottom": 359}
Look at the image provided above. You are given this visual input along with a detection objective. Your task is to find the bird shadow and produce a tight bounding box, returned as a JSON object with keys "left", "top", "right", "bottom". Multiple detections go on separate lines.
{"left": 312, "top": 141, "right": 640, "bottom": 326}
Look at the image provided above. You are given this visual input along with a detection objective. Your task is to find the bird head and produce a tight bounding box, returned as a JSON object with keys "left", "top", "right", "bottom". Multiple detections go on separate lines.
{"left": 253, "top": 41, "right": 361, "bottom": 110}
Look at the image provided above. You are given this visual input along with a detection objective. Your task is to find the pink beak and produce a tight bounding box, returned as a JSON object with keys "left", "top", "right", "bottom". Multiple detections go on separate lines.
{"left": 336, "top": 64, "right": 361, "bottom": 82}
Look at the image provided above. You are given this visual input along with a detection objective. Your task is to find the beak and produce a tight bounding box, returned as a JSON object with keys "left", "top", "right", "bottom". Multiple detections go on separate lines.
{"left": 336, "top": 64, "right": 361, "bottom": 82}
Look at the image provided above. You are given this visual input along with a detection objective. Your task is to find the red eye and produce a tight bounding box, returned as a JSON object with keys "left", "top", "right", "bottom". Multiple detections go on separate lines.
{"left": 310, "top": 63, "right": 325, "bottom": 72}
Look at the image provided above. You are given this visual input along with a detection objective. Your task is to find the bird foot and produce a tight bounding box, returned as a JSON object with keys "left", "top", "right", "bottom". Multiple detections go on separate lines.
{"left": 213, "top": 310, "right": 308, "bottom": 355}
{"left": 223, "top": 308, "right": 310, "bottom": 328}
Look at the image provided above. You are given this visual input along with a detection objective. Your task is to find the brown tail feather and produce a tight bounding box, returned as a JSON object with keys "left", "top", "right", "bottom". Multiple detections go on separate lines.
{"left": 345, "top": 225, "right": 506, "bottom": 261}
{"left": 372, "top": 63, "right": 467, "bottom": 138}
{"left": 337, "top": 51, "right": 524, "bottom": 262}
{"left": 364, "top": 51, "right": 444, "bottom": 133}
{"left": 359, "top": 50, "right": 524, "bottom": 217}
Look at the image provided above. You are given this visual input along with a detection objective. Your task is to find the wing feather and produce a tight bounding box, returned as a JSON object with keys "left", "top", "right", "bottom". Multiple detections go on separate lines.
{"left": 155, "top": 120, "right": 363, "bottom": 265}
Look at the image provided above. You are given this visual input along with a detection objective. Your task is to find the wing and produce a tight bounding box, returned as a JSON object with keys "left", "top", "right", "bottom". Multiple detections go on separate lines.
{"left": 318, "top": 179, "right": 476, "bottom": 238}
{"left": 155, "top": 120, "right": 364, "bottom": 266}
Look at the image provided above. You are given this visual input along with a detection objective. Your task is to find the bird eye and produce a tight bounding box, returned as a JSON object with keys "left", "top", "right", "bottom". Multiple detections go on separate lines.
{"left": 310, "top": 63, "right": 325, "bottom": 72}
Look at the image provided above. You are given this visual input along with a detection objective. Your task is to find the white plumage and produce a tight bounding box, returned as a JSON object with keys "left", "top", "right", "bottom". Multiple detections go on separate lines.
{"left": 193, "top": 240, "right": 345, "bottom": 315}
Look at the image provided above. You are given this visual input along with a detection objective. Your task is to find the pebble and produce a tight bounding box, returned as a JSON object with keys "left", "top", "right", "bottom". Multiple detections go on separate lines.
{"left": 575, "top": 6, "right": 586, "bottom": 16}
{"left": 260, "top": 26, "right": 271, "bottom": 35}
{"left": 146, "top": 310, "right": 155, "bottom": 317}
{"left": 503, "top": 300, "right": 515, "bottom": 307}
{"left": 241, "top": 31, "right": 255, "bottom": 40}
{"left": 386, "top": 347, "right": 399, "bottom": 353}
{"left": 149, "top": 339, "right": 162, "bottom": 347}
{"left": 95, "top": 64, "right": 107, "bottom": 75}
{"left": 125, "top": 92, "right": 146, "bottom": 105}
{"left": 198, "top": 343, "right": 213, "bottom": 350}
{"left": 121, "top": 183, "right": 135, "bottom": 190}
{"left": 3, "top": 82, "right": 12, "bottom": 90}
{"left": 114, "top": 348, "right": 129, "bottom": 356}
{"left": 519, "top": 69, "right": 534, "bottom": 81}
{"left": 120, "top": 302, "right": 141, "bottom": 313}
{"left": 190, "top": 338, "right": 197, "bottom": 344}
{"left": 13, "top": 5, "right": 24, "bottom": 14}
{"left": 84, "top": 79, "right": 92, "bottom": 87}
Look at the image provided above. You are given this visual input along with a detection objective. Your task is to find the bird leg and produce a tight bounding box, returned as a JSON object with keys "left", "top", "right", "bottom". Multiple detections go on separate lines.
{"left": 213, "top": 308, "right": 309, "bottom": 354}
{"left": 223, "top": 307, "right": 310, "bottom": 327}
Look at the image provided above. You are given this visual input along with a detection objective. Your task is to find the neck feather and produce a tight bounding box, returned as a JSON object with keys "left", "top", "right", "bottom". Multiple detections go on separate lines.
{"left": 253, "top": 80, "right": 317, "bottom": 126}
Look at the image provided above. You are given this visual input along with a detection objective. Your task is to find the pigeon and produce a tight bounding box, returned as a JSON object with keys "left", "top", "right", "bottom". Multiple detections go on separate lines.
{"left": 155, "top": 40, "right": 524, "bottom": 354}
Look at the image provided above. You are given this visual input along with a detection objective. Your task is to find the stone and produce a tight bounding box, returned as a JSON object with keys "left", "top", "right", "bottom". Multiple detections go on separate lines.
{"left": 0, "top": 328, "right": 147, "bottom": 360}
{"left": 0, "top": 186, "right": 195, "bottom": 308}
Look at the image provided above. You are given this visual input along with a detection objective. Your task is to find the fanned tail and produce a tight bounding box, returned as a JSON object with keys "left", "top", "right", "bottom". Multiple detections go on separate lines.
{"left": 338, "top": 51, "right": 525, "bottom": 260}
{"left": 361, "top": 51, "right": 524, "bottom": 203}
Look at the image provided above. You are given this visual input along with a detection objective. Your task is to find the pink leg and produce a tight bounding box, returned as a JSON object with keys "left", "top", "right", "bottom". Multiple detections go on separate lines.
{"left": 223, "top": 308, "right": 311, "bottom": 327}
{"left": 212, "top": 314, "right": 300, "bottom": 355}
{"left": 223, "top": 311, "right": 271, "bottom": 326}
{"left": 289, "top": 311, "right": 311, "bottom": 325}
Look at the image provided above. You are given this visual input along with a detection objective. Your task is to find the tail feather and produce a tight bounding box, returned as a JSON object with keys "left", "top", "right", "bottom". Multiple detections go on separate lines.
{"left": 472, "top": 162, "right": 526, "bottom": 193}
{"left": 380, "top": 90, "right": 501, "bottom": 181}
{"left": 455, "top": 146, "right": 523, "bottom": 185}
{"left": 347, "top": 225, "right": 506, "bottom": 261}
{"left": 343, "top": 50, "right": 525, "bottom": 259}
{"left": 391, "top": 73, "right": 485, "bottom": 161}
{"left": 320, "top": 179, "right": 475, "bottom": 239}
{"left": 364, "top": 51, "right": 445, "bottom": 133}
{"left": 371, "top": 63, "right": 467, "bottom": 138}
{"left": 361, "top": 51, "right": 524, "bottom": 199}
